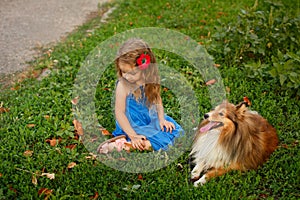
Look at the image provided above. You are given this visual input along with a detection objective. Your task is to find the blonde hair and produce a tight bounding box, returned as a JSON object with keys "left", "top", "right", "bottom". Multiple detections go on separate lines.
{"left": 115, "top": 38, "right": 161, "bottom": 105}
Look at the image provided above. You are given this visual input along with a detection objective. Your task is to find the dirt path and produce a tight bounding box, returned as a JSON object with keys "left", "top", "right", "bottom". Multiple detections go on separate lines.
{"left": 0, "top": 0, "right": 109, "bottom": 76}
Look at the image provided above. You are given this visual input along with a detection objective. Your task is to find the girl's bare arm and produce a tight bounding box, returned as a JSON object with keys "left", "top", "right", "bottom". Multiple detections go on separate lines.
{"left": 115, "top": 81, "right": 146, "bottom": 150}
{"left": 156, "top": 97, "right": 175, "bottom": 132}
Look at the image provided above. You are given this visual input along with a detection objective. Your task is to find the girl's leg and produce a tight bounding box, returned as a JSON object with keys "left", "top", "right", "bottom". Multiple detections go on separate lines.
{"left": 98, "top": 136, "right": 152, "bottom": 153}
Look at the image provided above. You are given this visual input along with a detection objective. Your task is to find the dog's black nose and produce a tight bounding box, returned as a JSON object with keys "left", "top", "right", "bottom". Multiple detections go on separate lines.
{"left": 204, "top": 113, "right": 209, "bottom": 119}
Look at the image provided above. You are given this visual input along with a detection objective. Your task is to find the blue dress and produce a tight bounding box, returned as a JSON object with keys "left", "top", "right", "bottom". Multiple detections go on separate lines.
{"left": 112, "top": 86, "right": 184, "bottom": 151}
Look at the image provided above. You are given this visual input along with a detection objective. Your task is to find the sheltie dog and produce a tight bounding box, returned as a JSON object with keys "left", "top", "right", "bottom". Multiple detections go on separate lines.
{"left": 190, "top": 99, "right": 278, "bottom": 187}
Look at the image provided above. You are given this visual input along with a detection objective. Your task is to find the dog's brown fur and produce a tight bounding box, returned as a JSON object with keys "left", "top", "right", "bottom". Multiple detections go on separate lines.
{"left": 190, "top": 100, "right": 278, "bottom": 186}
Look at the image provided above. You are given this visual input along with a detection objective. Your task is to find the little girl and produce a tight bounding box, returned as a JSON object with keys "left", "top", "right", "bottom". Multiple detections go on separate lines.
{"left": 98, "top": 38, "right": 183, "bottom": 153}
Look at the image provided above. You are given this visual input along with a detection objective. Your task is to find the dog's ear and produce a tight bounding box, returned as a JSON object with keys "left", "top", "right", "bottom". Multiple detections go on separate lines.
{"left": 235, "top": 102, "right": 248, "bottom": 118}
{"left": 236, "top": 102, "right": 247, "bottom": 110}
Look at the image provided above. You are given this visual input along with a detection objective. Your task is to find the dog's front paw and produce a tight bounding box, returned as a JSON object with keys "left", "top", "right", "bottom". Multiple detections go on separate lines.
{"left": 191, "top": 171, "right": 200, "bottom": 180}
{"left": 193, "top": 175, "right": 206, "bottom": 187}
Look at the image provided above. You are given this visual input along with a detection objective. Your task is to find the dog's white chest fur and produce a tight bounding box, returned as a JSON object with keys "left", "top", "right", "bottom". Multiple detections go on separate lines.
{"left": 191, "top": 129, "right": 231, "bottom": 172}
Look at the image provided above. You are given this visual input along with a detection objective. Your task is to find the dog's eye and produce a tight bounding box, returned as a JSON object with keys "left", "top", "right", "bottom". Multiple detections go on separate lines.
{"left": 219, "top": 112, "right": 224, "bottom": 116}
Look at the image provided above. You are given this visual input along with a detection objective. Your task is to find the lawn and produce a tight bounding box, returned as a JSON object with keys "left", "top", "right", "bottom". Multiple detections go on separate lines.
{"left": 0, "top": 0, "right": 299, "bottom": 199}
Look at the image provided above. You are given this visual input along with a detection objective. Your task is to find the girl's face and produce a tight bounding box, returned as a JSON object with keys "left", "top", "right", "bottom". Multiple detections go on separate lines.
{"left": 119, "top": 62, "right": 143, "bottom": 84}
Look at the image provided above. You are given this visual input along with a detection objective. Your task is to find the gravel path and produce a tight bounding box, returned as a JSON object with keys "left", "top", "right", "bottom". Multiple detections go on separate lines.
{"left": 0, "top": 0, "right": 108, "bottom": 76}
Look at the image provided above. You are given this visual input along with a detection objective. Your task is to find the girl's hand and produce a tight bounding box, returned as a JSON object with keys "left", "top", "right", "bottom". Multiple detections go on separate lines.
{"left": 160, "top": 120, "right": 175, "bottom": 133}
{"left": 130, "top": 135, "right": 146, "bottom": 151}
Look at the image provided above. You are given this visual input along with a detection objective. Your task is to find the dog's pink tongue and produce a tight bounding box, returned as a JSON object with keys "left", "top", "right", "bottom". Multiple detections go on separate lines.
{"left": 200, "top": 122, "right": 217, "bottom": 133}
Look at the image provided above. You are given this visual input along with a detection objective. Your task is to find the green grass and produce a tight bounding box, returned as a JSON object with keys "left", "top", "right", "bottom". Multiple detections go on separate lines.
{"left": 1, "top": 0, "right": 299, "bottom": 199}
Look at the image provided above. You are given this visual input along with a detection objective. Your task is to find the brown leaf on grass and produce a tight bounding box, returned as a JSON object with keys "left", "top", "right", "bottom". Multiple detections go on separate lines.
{"left": 0, "top": 173, "right": 2, "bottom": 177}
{"left": 119, "top": 157, "right": 127, "bottom": 161}
{"left": 214, "top": 63, "right": 221, "bottom": 67}
{"left": 41, "top": 173, "right": 55, "bottom": 180}
{"left": 44, "top": 115, "right": 50, "bottom": 120}
{"left": 292, "top": 140, "right": 299, "bottom": 146}
{"left": 90, "top": 192, "right": 99, "bottom": 200}
{"left": 177, "top": 163, "right": 183, "bottom": 170}
{"left": 71, "top": 96, "right": 79, "bottom": 105}
{"left": 45, "top": 138, "right": 62, "bottom": 147}
{"left": 243, "top": 96, "right": 252, "bottom": 106}
{"left": 32, "top": 175, "right": 38, "bottom": 186}
{"left": 137, "top": 174, "right": 143, "bottom": 180}
{"left": 89, "top": 135, "right": 98, "bottom": 142}
{"left": 85, "top": 153, "right": 97, "bottom": 160}
{"left": 73, "top": 134, "right": 79, "bottom": 140}
{"left": 0, "top": 107, "right": 9, "bottom": 113}
{"left": 259, "top": 193, "right": 268, "bottom": 198}
{"left": 205, "top": 79, "right": 217, "bottom": 85}
{"left": 31, "top": 70, "right": 40, "bottom": 78}
{"left": 73, "top": 119, "right": 84, "bottom": 135}
{"left": 200, "top": 19, "right": 207, "bottom": 24}
{"left": 23, "top": 150, "right": 33, "bottom": 157}
{"left": 10, "top": 86, "right": 20, "bottom": 91}
{"left": 27, "top": 124, "right": 36, "bottom": 128}
{"left": 280, "top": 144, "right": 289, "bottom": 149}
{"left": 163, "top": 87, "right": 169, "bottom": 92}
{"left": 67, "top": 162, "right": 77, "bottom": 169}
{"left": 101, "top": 129, "right": 111, "bottom": 136}
{"left": 38, "top": 188, "right": 53, "bottom": 196}
{"left": 216, "top": 12, "right": 227, "bottom": 19}
{"left": 9, "top": 185, "right": 17, "bottom": 194}
{"left": 65, "top": 144, "right": 77, "bottom": 150}
{"left": 226, "top": 86, "right": 231, "bottom": 93}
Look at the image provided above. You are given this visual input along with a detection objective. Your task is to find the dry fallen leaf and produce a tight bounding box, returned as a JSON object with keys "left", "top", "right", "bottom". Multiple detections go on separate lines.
{"left": 27, "top": 124, "right": 36, "bottom": 128}
{"left": 214, "top": 63, "right": 221, "bottom": 67}
{"left": 177, "top": 163, "right": 183, "bottom": 170}
{"left": 67, "top": 162, "right": 77, "bottom": 169}
{"left": 73, "top": 119, "right": 84, "bottom": 135}
{"left": 9, "top": 186, "right": 17, "bottom": 194}
{"left": 44, "top": 115, "right": 50, "bottom": 120}
{"left": 243, "top": 96, "right": 252, "bottom": 106}
{"left": 0, "top": 107, "right": 10, "bottom": 113}
{"left": 32, "top": 175, "right": 38, "bottom": 186}
{"left": 226, "top": 86, "right": 231, "bottom": 93}
{"left": 65, "top": 144, "right": 77, "bottom": 150}
{"left": 38, "top": 188, "right": 53, "bottom": 196}
{"left": 41, "top": 173, "right": 55, "bottom": 180}
{"left": 10, "top": 86, "right": 20, "bottom": 91}
{"left": 85, "top": 153, "right": 97, "bottom": 160}
{"left": 101, "top": 129, "right": 111, "bottom": 136}
{"left": 90, "top": 192, "right": 99, "bottom": 200}
{"left": 205, "top": 79, "right": 217, "bottom": 86}
{"left": 137, "top": 174, "right": 143, "bottom": 180}
{"left": 23, "top": 150, "right": 33, "bottom": 157}
{"left": 46, "top": 138, "right": 62, "bottom": 147}
{"left": 200, "top": 19, "right": 207, "bottom": 24}
{"left": 89, "top": 136, "right": 98, "bottom": 142}
{"left": 73, "top": 134, "right": 79, "bottom": 140}
{"left": 71, "top": 96, "right": 79, "bottom": 105}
